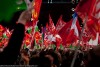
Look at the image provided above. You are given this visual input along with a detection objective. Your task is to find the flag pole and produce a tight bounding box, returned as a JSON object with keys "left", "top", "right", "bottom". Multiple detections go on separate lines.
{"left": 70, "top": 15, "right": 88, "bottom": 67}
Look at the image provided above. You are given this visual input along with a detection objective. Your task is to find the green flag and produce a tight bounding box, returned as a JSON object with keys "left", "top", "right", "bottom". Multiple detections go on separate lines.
{"left": 0, "top": 0, "right": 27, "bottom": 23}
{"left": 69, "top": 44, "right": 73, "bottom": 48}
{"left": 23, "top": 44, "right": 27, "bottom": 49}
{"left": 3, "top": 33, "right": 7, "bottom": 38}
{"left": 60, "top": 44, "right": 64, "bottom": 50}
{"left": 51, "top": 44, "right": 56, "bottom": 50}
{"left": 35, "top": 26, "right": 39, "bottom": 32}
{"left": 27, "top": 28, "right": 32, "bottom": 34}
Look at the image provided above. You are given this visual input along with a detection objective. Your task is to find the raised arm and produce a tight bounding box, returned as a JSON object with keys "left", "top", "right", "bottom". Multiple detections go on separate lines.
{"left": 0, "top": 7, "right": 32, "bottom": 64}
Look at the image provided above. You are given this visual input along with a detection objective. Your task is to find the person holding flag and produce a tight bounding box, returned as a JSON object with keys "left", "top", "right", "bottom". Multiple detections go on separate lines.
{"left": 0, "top": 0, "right": 33, "bottom": 64}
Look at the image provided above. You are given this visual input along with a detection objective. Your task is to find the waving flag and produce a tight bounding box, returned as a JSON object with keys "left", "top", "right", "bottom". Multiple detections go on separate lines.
{"left": 56, "top": 15, "right": 66, "bottom": 33}
{"left": 48, "top": 15, "right": 56, "bottom": 34}
{"left": 32, "top": 0, "right": 42, "bottom": 20}
{"left": 26, "top": 0, "right": 42, "bottom": 50}
{"left": 76, "top": 0, "right": 100, "bottom": 40}
{"left": 75, "top": 0, "right": 96, "bottom": 20}
{"left": 58, "top": 20, "right": 72, "bottom": 45}
{"left": 55, "top": 34, "right": 62, "bottom": 48}
{"left": 71, "top": 13, "right": 79, "bottom": 37}
{"left": 66, "top": 13, "right": 79, "bottom": 44}
{"left": 91, "top": 0, "right": 100, "bottom": 21}
{"left": 88, "top": 32, "right": 99, "bottom": 46}
{"left": 82, "top": 30, "right": 90, "bottom": 44}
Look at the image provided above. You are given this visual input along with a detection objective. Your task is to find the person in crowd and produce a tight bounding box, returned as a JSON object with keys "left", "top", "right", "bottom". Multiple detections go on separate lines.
{"left": 20, "top": 49, "right": 30, "bottom": 65}
{"left": 0, "top": 7, "right": 32, "bottom": 64}
{"left": 86, "top": 45, "right": 100, "bottom": 67}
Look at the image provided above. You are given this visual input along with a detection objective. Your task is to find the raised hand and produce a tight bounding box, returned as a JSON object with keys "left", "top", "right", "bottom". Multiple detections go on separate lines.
{"left": 17, "top": 7, "right": 33, "bottom": 25}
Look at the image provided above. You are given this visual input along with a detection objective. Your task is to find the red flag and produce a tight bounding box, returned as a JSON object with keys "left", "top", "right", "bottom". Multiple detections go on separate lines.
{"left": 91, "top": 0, "right": 100, "bottom": 21}
{"left": 24, "top": 33, "right": 31, "bottom": 46}
{"left": 66, "top": 16, "right": 79, "bottom": 44}
{"left": 48, "top": 15, "right": 56, "bottom": 34}
{"left": 76, "top": 0, "right": 100, "bottom": 40}
{"left": 56, "top": 15, "right": 66, "bottom": 33}
{"left": 46, "top": 23, "right": 49, "bottom": 32}
{"left": 66, "top": 29, "right": 78, "bottom": 44}
{"left": 82, "top": 30, "right": 90, "bottom": 44}
{"left": 92, "top": 0, "right": 100, "bottom": 33}
{"left": 44, "top": 38, "right": 51, "bottom": 47}
{"left": 32, "top": 0, "right": 42, "bottom": 20}
{"left": 55, "top": 34, "right": 62, "bottom": 48}
{"left": 58, "top": 20, "right": 72, "bottom": 45}
{"left": 75, "top": 0, "right": 96, "bottom": 20}
{"left": 44, "top": 23, "right": 51, "bottom": 43}
{"left": 86, "top": 16, "right": 99, "bottom": 40}
{"left": 34, "top": 31, "right": 42, "bottom": 43}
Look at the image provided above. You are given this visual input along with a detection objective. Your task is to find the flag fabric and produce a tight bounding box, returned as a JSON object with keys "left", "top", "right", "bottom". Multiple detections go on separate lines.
{"left": 33, "top": 25, "right": 41, "bottom": 48}
{"left": 34, "top": 31, "right": 42, "bottom": 44}
{"left": 75, "top": 0, "right": 96, "bottom": 20}
{"left": 56, "top": 15, "right": 66, "bottom": 33}
{"left": 48, "top": 15, "right": 56, "bottom": 34}
{"left": 24, "top": 33, "right": 31, "bottom": 45}
{"left": 75, "top": 0, "right": 100, "bottom": 29}
{"left": 21, "top": 0, "right": 42, "bottom": 50}
{"left": 55, "top": 34, "right": 62, "bottom": 48}
{"left": 58, "top": 20, "right": 72, "bottom": 45}
{"left": 34, "top": 39, "right": 38, "bottom": 49}
{"left": 44, "top": 39, "right": 49, "bottom": 47}
{"left": 32, "top": 0, "right": 42, "bottom": 20}
{"left": 91, "top": 0, "right": 100, "bottom": 33}
{"left": 43, "top": 15, "right": 60, "bottom": 47}
{"left": 43, "top": 23, "right": 52, "bottom": 47}
{"left": 66, "top": 13, "right": 79, "bottom": 44}
{"left": 45, "top": 23, "right": 52, "bottom": 41}
{"left": 91, "top": 0, "right": 100, "bottom": 21}
{"left": 88, "top": 32, "right": 99, "bottom": 46}
{"left": 82, "top": 30, "right": 90, "bottom": 44}
{"left": 86, "top": 17, "right": 99, "bottom": 40}
{"left": 75, "top": 0, "right": 100, "bottom": 40}
{"left": 23, "top": 44, "right": 27, "bottom": 49}
{"left": 71, "top": 13, "right": 79, "bottom": 37}
{"left": 60, "top": 44, "right": 64, "bottom": 50}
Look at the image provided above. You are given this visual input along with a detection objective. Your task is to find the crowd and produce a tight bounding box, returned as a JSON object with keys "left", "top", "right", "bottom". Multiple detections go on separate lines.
{"left": 0, "top": 5, "right": 100, "bottom": 67}
{"left": 14, "top": 46, "right": 100, "bottom": 67}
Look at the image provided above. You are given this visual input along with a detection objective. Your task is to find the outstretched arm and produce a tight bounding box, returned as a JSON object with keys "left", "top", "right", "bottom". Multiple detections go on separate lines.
{"left": 0, "top": 7, "right": 32, "bottom": 64}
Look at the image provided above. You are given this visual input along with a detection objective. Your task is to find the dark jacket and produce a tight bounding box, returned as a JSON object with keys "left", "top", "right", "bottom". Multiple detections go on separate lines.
{"left": 0, "top": 23, "right": 25, "bottom": 65}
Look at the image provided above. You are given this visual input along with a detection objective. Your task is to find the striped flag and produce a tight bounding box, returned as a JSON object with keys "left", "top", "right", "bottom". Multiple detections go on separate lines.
{"left": 70, "top": 13, "right": 79, "bottom": 37}
{"left": 66, "top": 13, "right": 79, "bottom": 44}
